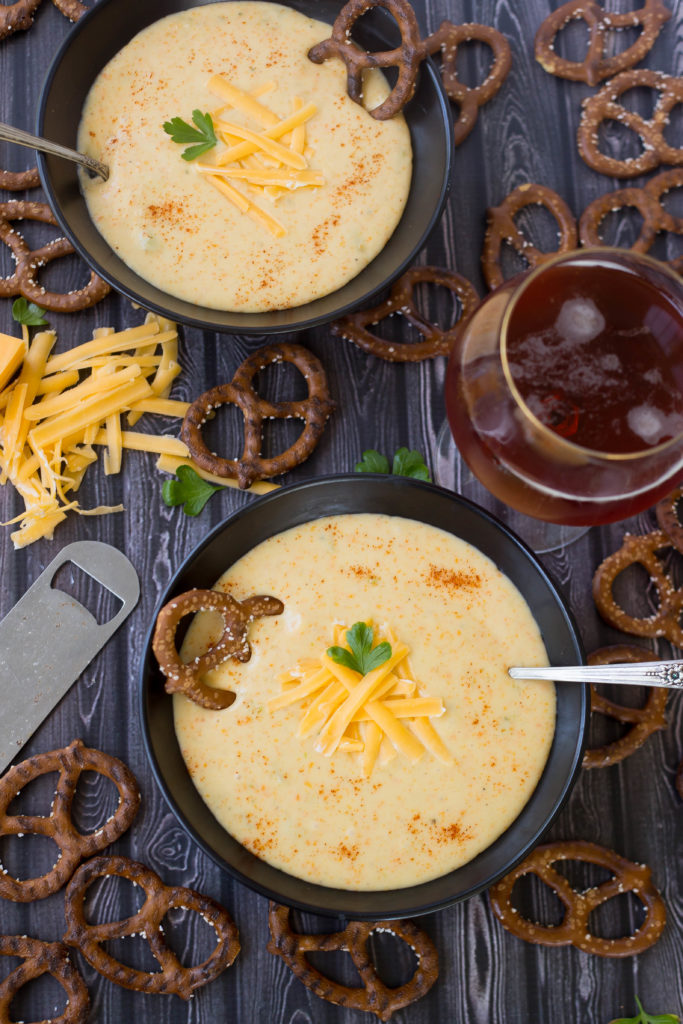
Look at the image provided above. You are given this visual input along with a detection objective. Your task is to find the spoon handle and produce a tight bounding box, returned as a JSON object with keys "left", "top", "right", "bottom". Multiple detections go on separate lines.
{"left": 0, "top": 122, "right": 109, "bottom": 182}
{"left": 509, "top": 661, "right": 683, "bottom": 689}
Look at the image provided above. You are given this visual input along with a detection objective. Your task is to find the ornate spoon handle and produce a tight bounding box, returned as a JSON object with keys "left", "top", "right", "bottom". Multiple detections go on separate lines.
{"left": 509, "top": 661, "right": 683, "bottom": 689}
{"left": 0, "top": 122, "right": 109, "bottom": 182}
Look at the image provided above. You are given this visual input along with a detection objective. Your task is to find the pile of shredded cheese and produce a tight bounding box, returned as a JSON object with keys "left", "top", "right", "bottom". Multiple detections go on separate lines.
{"left": 268, "top": 624, "right": 453, "bottom": 778}
{"left": 197, "top": 75, "right": 323, "bottom": 238}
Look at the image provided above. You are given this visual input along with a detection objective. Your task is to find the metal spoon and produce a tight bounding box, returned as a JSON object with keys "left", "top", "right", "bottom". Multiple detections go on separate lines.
{"left": 0, "top": 122, "right": 108, "bottom": 182}
{"left": 509, "top": 661, "right": 683, "bottom": 690}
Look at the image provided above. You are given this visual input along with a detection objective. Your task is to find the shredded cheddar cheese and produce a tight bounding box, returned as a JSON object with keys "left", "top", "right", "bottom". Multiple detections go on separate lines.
{"left": 268, "top": 624, "right": 452, "bottom": 777}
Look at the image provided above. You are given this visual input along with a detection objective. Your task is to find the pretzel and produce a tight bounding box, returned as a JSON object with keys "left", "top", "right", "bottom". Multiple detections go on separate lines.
{"left": 181, "top": 343, "right": 334, "bottom": 488}
{"left": 51, "top": 0, "right": 89, "bottom": 21}
{"left": 0, "top": 0, "right": 41, "bottom": 39}
{"left": 655, "top": 484, "right": 683, "bottom": 553}
{"left": 488, "top": 840, "right": 667, "bottom": 956}
{"left": 482, "top": 184, "right": 578, "bottom": 290}
{"left": 579, "top": 169, "right": 683, "bottom": 273}
{"left": 153, "top": 588, "right": 284, "bottom": 709}
{"left": 0, "top": 166, "right": 40, "bottom": 191}
{"left": 63, "top": 855, "right": 240, "bottom": 998}
{"left": 592, "top": 531, "right": 683, "bottom": 647}
{"left": 535, "top": 0, "right": 671, "bottom": 87}
{"left": 0, "top": 739, "right": 140, "bottom": 902}
{"left": 578, "top": 70, "right": 683, "bottom": 178}
{"left": 0, "top": 200, "right": 110, "bottom": 312}
{"left": 583, "top": 645, "right": 668, "bottom": 768}
{"left": 0, "top": 935, "right": 89, "bottom": 1024}
{"left": 331, "top": 266, "right": 480, "bottom": 361}
{"left": 308, "top": 0, "right": 423, "bottom": 121}
{"left": 419, "top": 22, "right": 512, "bottom": 145}
{"left": 267, "top": 903, "right": 438, "bottom": 1021}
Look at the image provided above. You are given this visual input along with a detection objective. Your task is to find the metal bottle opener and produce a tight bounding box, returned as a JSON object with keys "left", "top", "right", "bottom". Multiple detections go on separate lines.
{"left": 0, "top": 541, "right": 139, "bottom": 772}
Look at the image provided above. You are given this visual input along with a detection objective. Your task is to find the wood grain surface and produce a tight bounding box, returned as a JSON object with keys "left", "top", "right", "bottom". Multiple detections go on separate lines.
{"left": 0, "top": 1, "right": 682, "bottom": 1021}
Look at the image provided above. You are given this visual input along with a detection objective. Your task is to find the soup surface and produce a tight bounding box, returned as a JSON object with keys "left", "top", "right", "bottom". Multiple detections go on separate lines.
{"left": 174, "top": 514, "right": 555, "bottom": 890}
{"left": 78, "top": 2, "right": 412, "bottom": 311}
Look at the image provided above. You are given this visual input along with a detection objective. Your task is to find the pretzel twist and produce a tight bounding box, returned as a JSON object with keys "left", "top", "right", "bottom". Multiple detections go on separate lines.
{"left": 181, "top": 343, "right": 335, "bottom": 488}
{"left": 0, "top": 935, "right": 89, "bottom": 1024}
{"left": 535, "top": 0, "right": 671, "bottom": 86}
{"left": 0, "top": 200, "right": 110, "bottom": 312}
{"left": 331, "top": 266, "right": 480, "bottom": 361}
{"left": 584, "top": 645, "right": 668, "bottom": 768}
{"left": 152, "top": 589, "right": 284, "bottom": 709}
{"left": 267, "top": 903, "right": 438, "bottom": 1021}
{"left": 489, "top": 840, "right": 667, "bottom": 956}
{"left": 655, "top": 484, "right": 683, "bottom": 552}
{"left": 0, "top": 166, "right": 41, "bottom": 191}
{"left": 419, "top": 22, "right": 511, "bottom": 144}
{"left": 592, "top": 531, "right": 683, "bottom": 647}
{"left": 578, "top": 70, "right": 683, "bottom": 178}
{"left": 0, "top": 0, "right": 41, "bottom": 39}
{"left": 63, "top": 855, "right": 240, "bottom": 998}
{"left": 482, "top": 183, "right": 578, "bottom": 290}
{"left": 0, "top": 739, "right": 140, "bottom": 902}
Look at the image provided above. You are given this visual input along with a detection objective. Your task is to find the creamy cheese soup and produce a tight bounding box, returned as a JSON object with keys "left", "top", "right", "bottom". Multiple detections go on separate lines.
{"left": 174, "top": 514, "right": 555, "bottom": 890}
{"left": 78, "top": 2, "right": 412, "bottom": 311}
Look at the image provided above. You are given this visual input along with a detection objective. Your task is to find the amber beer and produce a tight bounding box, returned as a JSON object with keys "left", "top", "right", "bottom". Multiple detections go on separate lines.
{"left": 445, "top": 250, "right": 683, "bottom": 526}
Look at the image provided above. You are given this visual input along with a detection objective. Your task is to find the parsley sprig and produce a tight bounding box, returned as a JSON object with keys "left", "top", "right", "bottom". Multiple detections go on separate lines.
{"left": 12, "top": 298, "right": 47, "bottom": 326}
{"left": 161, "top": 465, "right": 224, "bottom": 516}
{"left": 327, "top": 622, "right": 391, "bottom": 675}
{"left": 162, "top": 110, "right": 217, "bottom": 161}
{"left": 355, "top": 447, "right": 430, "bottom": 480}
{"left": 609, "top": 997, "right": 680, "bottom": 1024}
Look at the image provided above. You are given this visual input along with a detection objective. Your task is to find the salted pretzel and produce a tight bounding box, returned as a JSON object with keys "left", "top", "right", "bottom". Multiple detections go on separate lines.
{"left": 489, "top": 840, "right": 667, "bottom": 956}
{"left": 0, "top": 166, "right": 40, "bottom": 191}
{"left": 152, "top": 588, "right": 284, "bottom": 709}
{"left": 0, "top": 200, "right": 110, "bottom": 312}
{"left": 181, "top": 343, "right": 335, "bottom": 488}
{"left": 583, "top": 645, "right": 668, "bottom": 769}
{"left": 592, "top": 531, "right": 683, "bottom": 647}
{"left": 331, "top": 266, "right": 480, "bottom": 361}
{"left": 0, "top": 935, "right": 89, "bottom": 1024}
{"left": 578, "top": 70, "right": 683, "bottom": 178}
{"left": 656, "top": 484, "right": 683, "bottom": 553}
{"left": 419, "top": 22, "right": 511, "bottom": 145}
{"left": 482, "top": 183, "right": 578, "bottom": 290}
{"left": 267, "top": 903, "right": 438, "bottom": 1021}
{"left": 0, "top": 739, "right": 140, "bottom": 902}
{"left": 63, "top": 855, "right": 240, "bottom": 998}
{"left": 535, "top": 0, "right": 671, "bottom": 87}
{"left": 579, "top": 169, "right": 683, "bottom": 273}
{"left": 0, "top": 0, "right": 90, "bottom": 38}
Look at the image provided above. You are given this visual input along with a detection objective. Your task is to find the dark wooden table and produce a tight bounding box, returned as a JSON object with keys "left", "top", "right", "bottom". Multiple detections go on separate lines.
{"left": 1, "top": 1, "right": 682, "bottom": 1021}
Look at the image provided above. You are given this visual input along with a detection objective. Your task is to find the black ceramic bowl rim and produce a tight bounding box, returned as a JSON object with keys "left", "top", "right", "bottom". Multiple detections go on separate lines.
{"left": 139, "top": 475, "right": 588, "bottom": 919}
{"left": 36, "top": 0, "right": 453, "bottom": 335}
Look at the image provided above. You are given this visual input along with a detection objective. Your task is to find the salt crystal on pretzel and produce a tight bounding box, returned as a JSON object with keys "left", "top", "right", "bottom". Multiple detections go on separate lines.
{"left": 0, "top": 739, "right": 140, "bottom": 902}
{"left": 267, "top": 902, "right": 438, "bottom": 1020}
{"left": 578, "top": 69, "right": 683, "bottom": 179}
{"left": 0, "top": 166, "right": 40, "bottom": 191}
{"left": 535, "top": 0, "right": 671, "bottom": 87}
{"left": 584, "top": 644, "right": 668, "bottom": 769}
{"left": 153, "top": 588, "right": 284, "bottom": 709}
{"left": 331, "top": 265, "right": 480, "bottom": 361}
{"left": 63, "top": 855, "right": 240, "bottom": 999}
{"left": 489, "top": 839, "right": 667, "bottom": 956}
{"left": 0, "top": 934, "right": 89, "bottom": 1024}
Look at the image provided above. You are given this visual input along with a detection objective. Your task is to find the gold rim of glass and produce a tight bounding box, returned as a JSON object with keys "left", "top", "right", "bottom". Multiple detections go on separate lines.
{"left": 499, "top": 246, "right": 683, "bottom": 462}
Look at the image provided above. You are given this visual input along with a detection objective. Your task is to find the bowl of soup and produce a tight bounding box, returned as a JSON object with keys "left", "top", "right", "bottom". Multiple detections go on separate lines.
{"left": 139, "top": 475, "right": 587, "bottom": 918}
{"left": 37, "top": 0, "right": 452, "bottom": 334}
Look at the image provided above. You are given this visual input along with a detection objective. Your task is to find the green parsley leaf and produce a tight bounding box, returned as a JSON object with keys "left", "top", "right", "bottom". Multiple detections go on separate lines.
{"left": 609, "top": 996, "right": 680, "bottom": 1024}
{"left": 355, "top": 450, "right": 390, "bottom": 474}
{"left": 392, "top": 447, "right": 431, "bottom": 480}
{"left": 12, "top": 298, "right": 47, "bottom": 326}
{"left": 162, "top": 109, "right": 217, "bottom": 161}
{"left": 354, "top": 447, "right": 430, "bottom": 480}
{"left": 327, "top": 622, "right": 392, "bottom": 675}
{"left": 161, "top": 465, "right": 223, "bottom": 517}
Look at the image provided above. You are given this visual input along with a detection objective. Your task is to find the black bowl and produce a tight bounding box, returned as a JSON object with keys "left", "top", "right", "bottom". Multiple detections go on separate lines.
{"left": 140, "top": 476, "right": 587, "bottom": 918}
{"left": 37, "top": 0, "right": 452, "bottom": 334}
